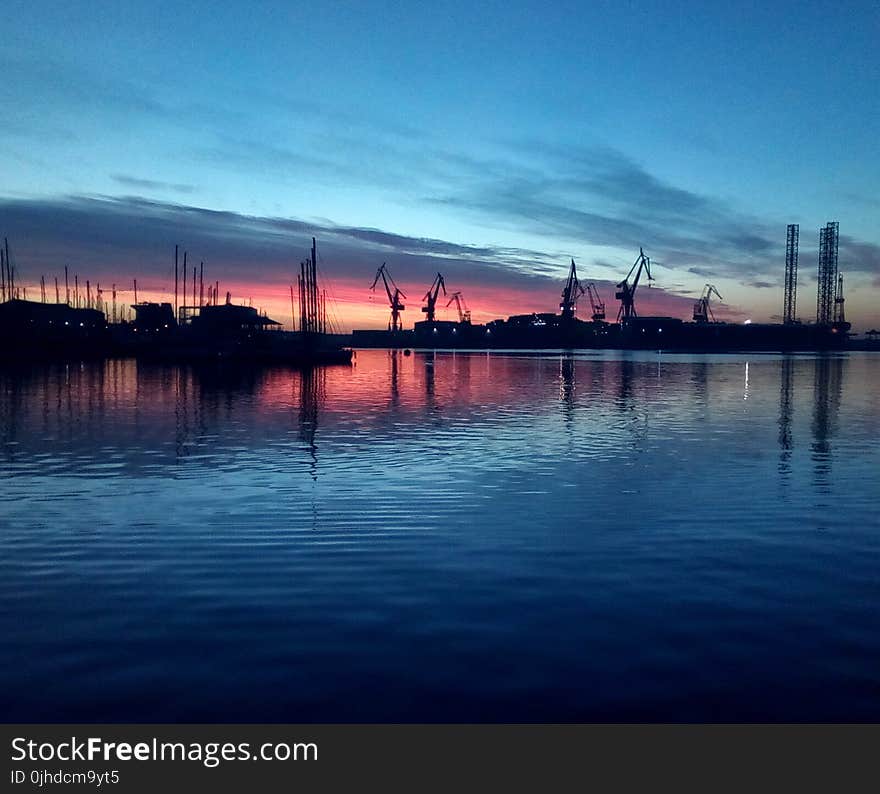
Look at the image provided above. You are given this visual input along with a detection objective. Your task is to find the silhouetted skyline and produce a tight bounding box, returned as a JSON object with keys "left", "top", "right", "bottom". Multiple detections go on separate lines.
{"left": 2, "top": 1, "right": 878, "bottom": 329}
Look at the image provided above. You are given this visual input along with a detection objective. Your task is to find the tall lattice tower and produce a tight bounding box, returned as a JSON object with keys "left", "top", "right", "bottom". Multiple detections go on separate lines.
{"left": 816, "top": 221, "right": 839, "bottom": 325}
{"left": 834, "top": 272, "right": 846, "bottom": 325}
{"left": 783, "top": 224, "right": 799, "bottom": 324}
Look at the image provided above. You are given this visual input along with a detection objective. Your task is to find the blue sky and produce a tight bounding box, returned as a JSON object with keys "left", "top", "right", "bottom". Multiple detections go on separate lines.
{"left": 1, "top": 0, "right": 878, "bottom": 328}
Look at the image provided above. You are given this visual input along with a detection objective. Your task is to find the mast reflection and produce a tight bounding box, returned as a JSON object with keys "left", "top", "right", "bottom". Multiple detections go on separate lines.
{"left": 299, "top": 366, "right": 324, "bottom": 480}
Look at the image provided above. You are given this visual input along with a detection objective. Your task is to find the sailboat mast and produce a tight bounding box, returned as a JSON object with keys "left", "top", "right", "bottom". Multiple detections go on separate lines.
{"left": 174, "top": 245, "right": 179, "bottom": 319}
{"left": 312, "top": 237, "right": 319, "bottom": 333}
{"left": 5, "top": 238, "right": 13, "bottom": 298}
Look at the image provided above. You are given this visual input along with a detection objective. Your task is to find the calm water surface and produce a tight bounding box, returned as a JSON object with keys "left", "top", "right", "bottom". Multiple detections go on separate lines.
{"left": 1, "top": 350, "right": 878, "bottom": 721}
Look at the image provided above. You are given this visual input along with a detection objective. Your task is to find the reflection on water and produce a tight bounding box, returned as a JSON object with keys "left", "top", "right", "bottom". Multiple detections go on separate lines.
{"left": 299, "top": 367, "right": 323, "bottom": 480}
{"left": 389, "top": 349, "right": 400, "bottom": 408}
{"left": 778, "top": 356, "right": 794, "bottom": 479}
{"left": 811, "top": 355, "right": 845, "bottom": 491}
{"left": 0, "top": 351, "right": 878, "bottom": 722}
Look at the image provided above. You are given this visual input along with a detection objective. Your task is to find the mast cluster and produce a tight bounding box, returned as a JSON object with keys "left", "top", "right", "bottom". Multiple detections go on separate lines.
{"left": 299, "top": 237, "right": 327, "bottom": 335}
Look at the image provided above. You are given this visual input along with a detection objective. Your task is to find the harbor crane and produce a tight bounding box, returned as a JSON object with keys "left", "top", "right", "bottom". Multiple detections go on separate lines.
{"left": 585, "top": 282, "right": 606, "bottom": 322}
{"left": 560, "top": 259, "right": 585, "bottom": 322}
{"left": 421, "top": 273, "right": 447, "bottom": 322}
{"left": 615, "top": 248, "right": 654, "bottom": 323}
{"left": 446, "top": 291, "right": 472, "bottom": 324}
{"left": 370, "top": 263, "right": 406, "bottom": 331}
{"left": 693, "top": 284, "right": 723, "bottom": 323}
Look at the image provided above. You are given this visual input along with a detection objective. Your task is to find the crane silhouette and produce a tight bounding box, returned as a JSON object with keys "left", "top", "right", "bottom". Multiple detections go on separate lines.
{"left": 693, "top": 284, "right": 723, "bottom": 323}
{"left": 446, "top": 291, "right": 471, "bottom": 324}
{"left": 615, "top": 248, "right": 654, "bottom": 323}
{"left": 559, "top": 258, "right": 585, "bottom": 322}
{"left": 421, "top": 273, "right": 446, "bottom": 322}
{"left": 585, "top": 283, "right": 606, "bottom": 322}
{"left": 370, "top": 263, "right": 406, "bottom": 331}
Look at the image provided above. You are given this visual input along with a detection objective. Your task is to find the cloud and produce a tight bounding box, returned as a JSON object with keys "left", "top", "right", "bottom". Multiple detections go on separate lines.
{"left": 4, "top": 47, "right": 877, "bottom": 295}
{"left": 841, "top": 192, "right": 880, "bottom": 209}
{"left": 0, "top": 52, "right": 167, "bottom": 119}
{"left": 0, "top": 194, "right": 697, "bottom": 322}
{"left": 2, "top": 139, "right": 878, "bottom": 325}
{"left": 193, "top": 130, "right": 801, "bottom": 289}
{"left": 0, "top": 194, "right": 567, "bottom": 287}
{"left": 424, "top": 142, "right": 784, "bottom": 279}
{"left": 111, "top": 175, "right": 196, "bottom": 195}
{"left": 415, "top": 140, "right": 880, "bottom": 305}
{"left": 7, "top": 191, "right": 877, "bottom": 326}
{"left": 840, "top": 235, "right": 880, "bottom": 275}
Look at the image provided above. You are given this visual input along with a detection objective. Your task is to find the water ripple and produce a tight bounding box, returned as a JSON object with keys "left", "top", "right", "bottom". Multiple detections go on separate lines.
{"left": 0, "top": 351, "right": 878, "bottom": 721}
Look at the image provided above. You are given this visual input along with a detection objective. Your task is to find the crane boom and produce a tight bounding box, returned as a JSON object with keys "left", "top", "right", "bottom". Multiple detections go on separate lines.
{"left": 585, "top": 282, "right": 606, "bottom": 322}
{"left": 615, "top": 247, "right": 654, "bottom": 323}
{"left": 693, "top": 283, "right": 723, "bottom": 323}
{"left": 560, "top": 258, "right": 585, "bottom": 321}
{"left": 446, "top": 291, "right": 471, "bottom": 324}
{"left": 421, "top": 273, "right": 447, "bottom": 321}
{"left": 370, "top": 263, "right": 407, "bottom": 331}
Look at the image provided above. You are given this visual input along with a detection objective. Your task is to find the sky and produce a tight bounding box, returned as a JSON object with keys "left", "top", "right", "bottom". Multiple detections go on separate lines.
{"left": 1, "top": 0, "right": 878, "bottom": 331}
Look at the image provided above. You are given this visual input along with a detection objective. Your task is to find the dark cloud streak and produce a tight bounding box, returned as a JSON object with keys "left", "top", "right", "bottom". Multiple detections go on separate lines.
{"left": 0, "top": 194, "right": 698, "bottom": 319}
{"left": 111, "top": 175, "right": 197, "bottom": 195}
{"left": 421, "top": 141, "right": 880, "bottom": 292}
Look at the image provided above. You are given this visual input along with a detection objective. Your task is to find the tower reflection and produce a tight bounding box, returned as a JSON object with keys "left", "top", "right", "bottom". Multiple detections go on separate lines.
{"left": 811, "top": 354, "right": 845, "bottom": 490}
{"left": 778, "top": 356, "right": 794, "bottom": 479}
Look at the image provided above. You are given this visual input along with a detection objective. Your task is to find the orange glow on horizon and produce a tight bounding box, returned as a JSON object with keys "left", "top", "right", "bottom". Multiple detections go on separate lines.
{"left": 114, "top": 279, "right": 583, "bottom": 331}
{"left": 177, "top": 278, "right": 709, "bottom": 331}
{"left": 19, "top": 276, "right": 735, "bottom": 330}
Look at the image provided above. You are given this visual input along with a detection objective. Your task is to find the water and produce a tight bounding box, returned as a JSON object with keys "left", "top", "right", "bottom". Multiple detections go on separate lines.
{"left": 1, "top": 350, "right": 878, "bottom": 722}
